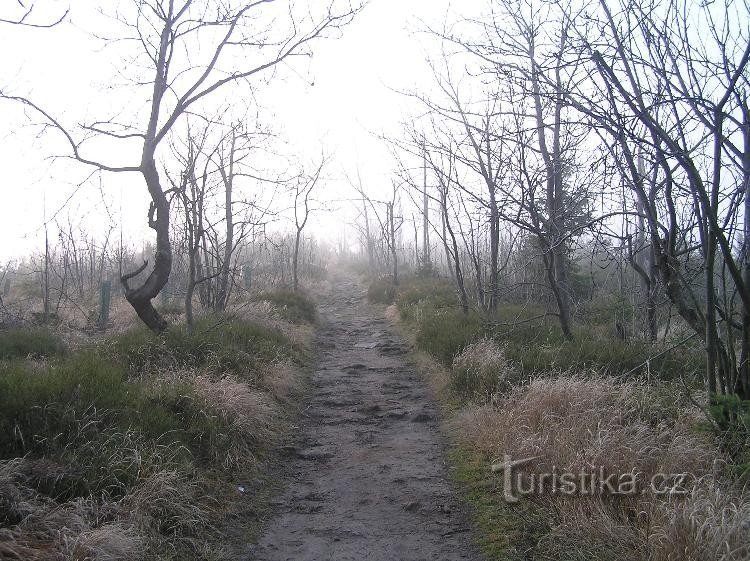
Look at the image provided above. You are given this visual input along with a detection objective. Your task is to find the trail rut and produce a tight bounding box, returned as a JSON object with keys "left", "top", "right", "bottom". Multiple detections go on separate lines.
{"left": 246, "top": 274, "right": 482, "bottom": 561}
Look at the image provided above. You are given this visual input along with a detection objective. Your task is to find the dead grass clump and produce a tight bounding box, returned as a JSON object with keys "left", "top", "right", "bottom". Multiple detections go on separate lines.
{"left": 455, "top": 375, "right": 717, "bottom": 481}
{"left": 451, "top": 338, "right": 516, "bottom": 400}
{"left": 0, "top": 459, "right": 34, "bottom": 527}
{"left": 451, "top": 374, "right": 748, "bottom": 560}
{"left": 260, "top": 362, "right": 305, "bottom": 402}
{"left": 0, "top": 497, "right": 92, "bottom": 561}
{"left": 384, "top": 304, "right": 400, "bottom": 324}
{"left": 0, "top": 458, "right": 206, "bottom": 560}
{"left": 61, "top": 522, "right": 144, "bottom": 561}
{"left": 122, "top": 469, "right": 210, "bottom": 541}
{"left": 535, "top": 495, "right": 649, "bottom": 561}
{"left": 536, "top": 485, "right": 750, "bottom": 561}
{"left": 653, "top": 485, "right": 750, "bottom": 561}
{"left": 232, "top": 300, "right": 313, "bottom": 350}
{"left": 194, "top": 375, "right": 278, "bottom": 469}
{"left": 0, "top": 498, "right": 143, "bottom": 561}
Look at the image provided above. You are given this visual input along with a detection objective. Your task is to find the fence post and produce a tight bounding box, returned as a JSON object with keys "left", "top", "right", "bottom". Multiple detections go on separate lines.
{"left": 98, "top": 280, "right": 112, "bottom": 329}
{"left": 243, "top": 265, "right": 252, "bottom": 291}
{"left": 242, "top": 265, "right": 253, "bottom": 290}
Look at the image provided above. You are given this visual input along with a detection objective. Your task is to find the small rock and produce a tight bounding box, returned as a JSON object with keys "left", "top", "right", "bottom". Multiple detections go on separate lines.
{"left": 357, "top": 403, "right": 381, "bottom": 414}
{"left": 402, "top": 500, "right": 421, "bottom": 512}
{"left": 411, "top": 411, "right": 433, "bottom": 423}
{"left": 297, "top": 447, "right": 334, "bottom": 461}
{"left": 344, "top": 363, "right": 367, "bottom": 370}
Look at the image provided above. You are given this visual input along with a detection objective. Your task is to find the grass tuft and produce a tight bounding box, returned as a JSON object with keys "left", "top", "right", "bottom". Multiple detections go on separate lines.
{"left": 415, "top": 309, "right": 485, "bottom": 365}
{"left": 253, "top": 290, "right": 317, "bottom": 324}
{"left": 0, "top": 328, "right": 66, "bottom": 360}
{"left": 451, "top": 338, "right": 518, "bottom": 401}
{"left": 367, "top": 278, "right": 397, "bottom": 305}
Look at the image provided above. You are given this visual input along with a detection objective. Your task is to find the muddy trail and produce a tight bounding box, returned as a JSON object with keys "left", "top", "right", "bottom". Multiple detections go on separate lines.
{"left": 245, "top": 274, "right": 482, "bottom": 560}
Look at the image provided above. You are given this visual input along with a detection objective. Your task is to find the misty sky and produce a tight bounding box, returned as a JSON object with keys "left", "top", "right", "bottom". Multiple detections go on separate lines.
{"left": 0, "top": 0, "right": 485, "bottom": 262}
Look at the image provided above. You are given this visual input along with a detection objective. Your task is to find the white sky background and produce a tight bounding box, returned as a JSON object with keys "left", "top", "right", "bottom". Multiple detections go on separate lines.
{"left": 0, "top": 0, "right": 484, "bottom": 262}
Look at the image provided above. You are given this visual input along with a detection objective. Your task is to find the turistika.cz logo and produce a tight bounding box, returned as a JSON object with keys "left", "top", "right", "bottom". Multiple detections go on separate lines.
{"left": 491, "top": 455, "right": 693, "bottom": 503}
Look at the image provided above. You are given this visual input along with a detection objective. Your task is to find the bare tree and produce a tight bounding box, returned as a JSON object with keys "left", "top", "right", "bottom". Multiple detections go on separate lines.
{"left": 1, "top": 0, "right": 361, "bottom": 331}
{"left": 0, "top": 1, "right": 68, "bottom": 27}
{"left": 293, "top": 158, "right": 326, "bottom": 291}
{"left": 559, "top": 0, "right": 750, "bottom": 397}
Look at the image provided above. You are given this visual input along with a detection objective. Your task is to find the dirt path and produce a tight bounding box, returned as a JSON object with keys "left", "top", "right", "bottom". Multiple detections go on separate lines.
{"left": 246, "top": 273, "right": 482, "bottom": 561}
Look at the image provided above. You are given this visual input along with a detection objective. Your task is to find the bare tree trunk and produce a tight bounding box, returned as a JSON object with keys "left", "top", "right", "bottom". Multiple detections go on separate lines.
{"left": 441, "top": 189, "right": 468, "bottom": 314}
{"left": 122, "top": 152, "right": 172, "bottom": 332}
{"left": 441, "top": 200, "right": 454, "bottom": 280}
{"left": 293, "top": 230, "right": 301, "bottom": 291}
{"left": 43, "top": 223, "right": 50, "bottom": 323}
{"left": 388, "top": 202, "right": 398, "bottom": 285}
{"left": 216, "top": 128, "right": 236, "bottom": 311}
{"left": 422, "top": 139, "right": 430, "bottom": 269}
{"left": 530, "top": 34, "right": 573, "bottom": 339}
{"left": 488, "top": 184, "right": 499, "bottom": 314}
{"left": 740, "top": 102, "right": 750, "bottom": 398}
{"left": 363, "top": 197, "right": 375, "bottom": 274}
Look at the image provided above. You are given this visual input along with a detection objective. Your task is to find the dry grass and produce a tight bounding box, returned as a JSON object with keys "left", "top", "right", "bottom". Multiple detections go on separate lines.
{"left": 0, "top": 494, "right": 141, "bottom": 561}
{"left": 61, "top": 522, "right": 144, "bottom": 561}
{"left": 384, "top": 304, "right": 401, "bottom": 324}
{"left": 450, "top": 375, "right": 748, "bottom": 561}
{"left": 0, "top": 459, "right": 35, "bottom": 527}
{"left": 0, "top": 288, "right": 315, "bottom": 561}
{"left": 0, "top": 429, "right": 225, "bottom": 560}
{"left": 231, "top": 300, "right": 313, "bottom": 350}
{"left": 194, "top": 375, "right": 278, "bottom": 469}
{"left": 260, "top": 361, "right": 306, "bottom": 402}
{"left": 653, "top": 485, "right": 750, "bottom": 561}
{"left": 533, "top": 484, "right": 750, "bottom": 561}
{"left": 454, "top": 376, "right": 717, "bottom": 478}
{"left": 451, "top": 338, "right": 517, "bottom": 401}
{"left": 123, "top": 469, "right": 209, "bottom": 536}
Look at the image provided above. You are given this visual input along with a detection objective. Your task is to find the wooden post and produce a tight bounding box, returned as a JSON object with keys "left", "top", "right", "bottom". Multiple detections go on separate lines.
{"left": 98, "top": 279, "right": 112, "bottom": 330}
{"left": 243, "top": 265, "right": 252, "bottom": 291}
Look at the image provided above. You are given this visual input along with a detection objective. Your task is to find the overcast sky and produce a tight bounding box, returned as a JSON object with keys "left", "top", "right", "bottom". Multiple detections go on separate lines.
{"left": 0, "top": 0, "right": 485, "bottom": 262}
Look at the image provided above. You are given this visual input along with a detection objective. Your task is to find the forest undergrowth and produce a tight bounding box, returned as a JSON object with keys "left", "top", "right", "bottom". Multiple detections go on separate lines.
{"left": 0, "top": 288, "right": 319, "bottom": 561}
{"left": 373, "top": 275, "right": 750, "bottom": 561}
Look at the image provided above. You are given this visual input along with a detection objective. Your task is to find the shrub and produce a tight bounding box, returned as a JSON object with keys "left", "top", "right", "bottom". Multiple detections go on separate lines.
{"left": 253, "top": 289, "right": 317, "bottom": 323}
{"left": 451, "top": 338, "right": 517, "bottom": 400}
{"left": 367, "top": 278, "right": 397, "bottom": 305}
{"left": 487, "top": 318, "right": 704, "bottom": 382}
{"left": 103, "top": 316, "right": 304, "bottom": 379}
{"left": 0, "top": 327, "right": 66, "bottom": 359}
{"left": 415, "top": 309, "right": 485, "bottom": 365}
{"left": 396, "top": 277, "right": 458, "bottom": 323}
{"left": 709, "top": 394, "right": 750, "bottom": 475}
